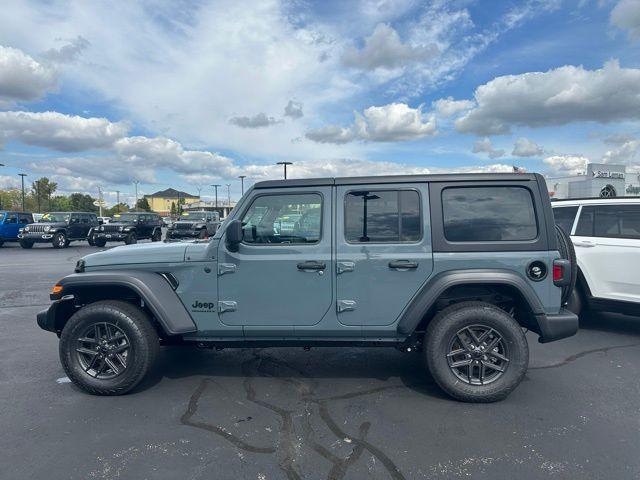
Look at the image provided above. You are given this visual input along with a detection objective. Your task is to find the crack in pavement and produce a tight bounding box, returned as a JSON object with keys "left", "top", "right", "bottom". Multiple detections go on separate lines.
{"left": 530, "top": 343, "right": 640, "bottom": 370}
{"left": 180, "top": 350, "right": 408, "bottom": 479}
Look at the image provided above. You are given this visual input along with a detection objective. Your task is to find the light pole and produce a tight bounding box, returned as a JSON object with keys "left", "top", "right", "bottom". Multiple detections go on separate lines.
{"left": 115, "top": 190, "right": 120, "bottom": 212}
{"left": 226, "top": 184, "right": 231, "bottom": 206}
{"left": 133, "top": 180, "right": 139, "bottom": 212}
{"left": 277, "top": 161, "right": 292, "bottom": 179}
{"left": 18, "top": 173, "right": 27, "bottom": 212}
{"left": 0, "top": 163, "right": 4, "bottom": 210}
{"left": 238, "top": 175, "right": 246, "bottom": 195}
{"left": 210, "top": 184, "right": 221, "bottom": 208}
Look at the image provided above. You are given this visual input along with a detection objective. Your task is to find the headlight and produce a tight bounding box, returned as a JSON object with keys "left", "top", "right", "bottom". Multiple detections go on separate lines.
{"left": 98, "top": 225, "right": 104, "bottom": 232}
{"left": 43, "top": 225, "right": 51, "bottom": 232}
{"left": 119, "top": 226, "right": 125, "bottom": 232}
{"left": 24, "top": 226, "right": 29, "bottom": 232}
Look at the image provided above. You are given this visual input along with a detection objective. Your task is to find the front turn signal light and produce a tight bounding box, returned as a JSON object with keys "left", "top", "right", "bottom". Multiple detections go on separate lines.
{"left": 51, "top": 285, "right": 63, "bottom": 295}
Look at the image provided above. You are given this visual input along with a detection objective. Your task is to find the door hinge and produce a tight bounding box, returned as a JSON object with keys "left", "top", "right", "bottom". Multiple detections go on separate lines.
{"left": 218, "top": 263, "right": 237, "bottom": 275}
{"left": 336, "top": 261, "right": 355, "bottom": 275}
{"left": 337, "top": 300, "right": 357, "bottom": 313}
{"left": 218, "top": 301, "right": 237, "bottom": 313}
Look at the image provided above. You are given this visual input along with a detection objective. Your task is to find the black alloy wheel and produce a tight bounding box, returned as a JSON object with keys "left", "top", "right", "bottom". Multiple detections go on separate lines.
{"left": 446, "top": 324, "right": 509, "bottom": 386}
{"left": 75, "top": 322, "right": 130, "bottom": 379}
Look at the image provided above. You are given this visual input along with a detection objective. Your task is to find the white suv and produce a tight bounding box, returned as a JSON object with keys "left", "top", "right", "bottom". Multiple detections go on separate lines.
{"left": 552, "top": 198, "right": 640, "bottom": 316}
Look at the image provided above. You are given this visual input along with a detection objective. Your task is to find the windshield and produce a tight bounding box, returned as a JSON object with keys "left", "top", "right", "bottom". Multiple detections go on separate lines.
{"left": 112, "top": 214, "right": 139, "bottom": 222}
{"left": 39, "top": 213, "right": 70, "bottom": 223}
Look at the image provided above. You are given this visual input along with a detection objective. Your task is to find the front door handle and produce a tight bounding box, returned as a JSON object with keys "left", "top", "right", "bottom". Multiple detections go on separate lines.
{"left": 297, "top": 261, "right": 326, "bottom": 271}
{"left": 389, "top": 260, "right": 419, "bottom": 269}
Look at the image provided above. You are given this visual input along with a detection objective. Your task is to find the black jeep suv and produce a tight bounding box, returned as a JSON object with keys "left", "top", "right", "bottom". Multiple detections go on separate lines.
{"left": 91, "top": 212, "right": 163, "bottom": 247}
{"left": 166, "top": 211, "right": 220, "bottom": 240}
{"left": 19, "top": 212, "right": 99, "bottom": 249}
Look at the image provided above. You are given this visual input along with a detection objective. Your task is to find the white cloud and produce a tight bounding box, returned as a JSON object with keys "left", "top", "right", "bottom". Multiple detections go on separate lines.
{"left": 602, "top": 138, "right": 640, "bottom": 164}
{"left": 432, "top": 97, "right": 474, "bottom": 118}
{"left": 0, "top": 111, "right": 129, "bottom": 152}
{"left": 306, "top": 103, "right": 436, "bottom": 144}
{"left": 229, "top": 113, "right": 281, "bottom": 128}
{"left": 0, "top": 46, "right": 56, "bottom": 104}
{"left": 42, "top": 36, "right": 90, "bottom": 63}
{"left": 456, "top": 61, "right": 640, "bottom": 135}
{"left": 543, "top": 155, "right": 589, "bottom": 175}
{"left": 0, "top": 175, "right": 21, "bottom": 190}
{"left": 610, "top": 0, "right": 640, "bottom": 38}
{"left": 472, "top": 137, "right": 505, "bottom": 159}
{"left": 512, "top": 137, "right": 543, "bottom": 157}
{"left": 284, "top": 100, "right": 303, "bottom": 119}
{"left": 342, "top": 23, "right": 437, "bottom": 70}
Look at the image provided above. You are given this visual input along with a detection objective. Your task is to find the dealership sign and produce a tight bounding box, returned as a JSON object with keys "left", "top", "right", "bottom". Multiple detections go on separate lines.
{"left": 592, "top": 170, "right": 625, "bottom": 180}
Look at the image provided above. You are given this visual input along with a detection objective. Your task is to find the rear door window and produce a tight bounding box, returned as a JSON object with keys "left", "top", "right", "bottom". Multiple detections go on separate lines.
{"left": 344, "top": 190, "right": 421, "bottom": 243}
{"left": 442, "top": 186, "right": 537, "bottom": 242}
{"left": 552, "top": 206, "right": 578, "bottom": 234}
{"left": 577, "top": 205, "right": 640, "bottom": 239}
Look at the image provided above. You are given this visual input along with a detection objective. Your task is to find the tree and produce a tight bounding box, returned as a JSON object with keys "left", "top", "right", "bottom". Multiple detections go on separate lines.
{"left": 31, "top": 177, "right": 57, "bottom": 213}
{"left": 69, "top": 193, "right": 98, "bottom": 212}
{"left": 170, "top": 201, "right": 176, "bottom": 217}
{"left": 104, "top": 203, "right": 130, "bottom": 217}
{"left": 136, "top": 197, "right": 151, "bottom": 212}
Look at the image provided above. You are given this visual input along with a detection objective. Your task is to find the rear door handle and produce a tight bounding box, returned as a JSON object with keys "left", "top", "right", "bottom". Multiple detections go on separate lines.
{"left": 297, "top": 261, "right": 326, "bottom": 271}
{"left": 389, "top": 260, "right": 419, "bottom": 269}
{"left": 573, "top": 240, "right": 595, "bottom": 248}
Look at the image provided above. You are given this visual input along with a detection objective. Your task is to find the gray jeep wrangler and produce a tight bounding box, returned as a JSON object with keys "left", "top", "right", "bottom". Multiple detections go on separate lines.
{"left": 37, "top": 174, "right": 578, "bottom": 402}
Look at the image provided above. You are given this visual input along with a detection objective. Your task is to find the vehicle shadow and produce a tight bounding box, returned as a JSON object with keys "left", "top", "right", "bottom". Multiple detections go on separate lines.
{"left": 578, "top": 311, "right": 640, "bottom": 337}
{"left": 134, "top": 345, "right": 447, "bottom": 400}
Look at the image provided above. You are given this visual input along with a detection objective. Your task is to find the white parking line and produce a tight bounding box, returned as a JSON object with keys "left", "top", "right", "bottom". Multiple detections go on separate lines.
{"left": 56, "top": 377, "right": 71, "bottom": 384}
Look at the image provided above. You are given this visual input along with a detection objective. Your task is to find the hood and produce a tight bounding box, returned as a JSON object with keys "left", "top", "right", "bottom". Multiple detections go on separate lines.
{"left": 83, "top": 241, "right": 189, "bottom": 268}
{"left": 27, "top": 221, "right": 66, "bottom": 227}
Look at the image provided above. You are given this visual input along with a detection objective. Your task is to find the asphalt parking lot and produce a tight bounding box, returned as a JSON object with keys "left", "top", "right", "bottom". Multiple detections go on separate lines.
{"left": 1, "top": 242, "right": 639, "bottom": 480}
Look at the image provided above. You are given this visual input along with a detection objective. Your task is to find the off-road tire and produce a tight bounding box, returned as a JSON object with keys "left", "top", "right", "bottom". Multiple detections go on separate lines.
{"left": 52, "top": 232, "right": 69, "bottom": 249}
{"left": 566, "top": 285, "right": 583, "bottom": 317}
{"left": 124, "top": 232, "right": 137, "bottom": 245}
{"left": 94, "top": 238, "right": 107, "bottom": 248}
{"left": 87, "top": 234, "right": 96, "bottom": 247}
{"left": 59, "top": 300, "right": 159, "bottom": 396}
{"left": 555, "top": 224, "right": 577, "bottom": 306}
{"left": 20, "top": 239, "right": 34, "bottom": 249}
{"left": 424, "top": 301, "right": 529, "bottom": 403}
{"left": 152, "top": 229, "right": 162, "bottom": 242}
{"left": 0, "top": 240, "right": 4, "bottom": 248}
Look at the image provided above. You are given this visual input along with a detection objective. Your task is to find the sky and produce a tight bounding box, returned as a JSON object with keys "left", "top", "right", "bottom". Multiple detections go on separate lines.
{"left": 0, "top": 0, "right": 640, "bottom": 206}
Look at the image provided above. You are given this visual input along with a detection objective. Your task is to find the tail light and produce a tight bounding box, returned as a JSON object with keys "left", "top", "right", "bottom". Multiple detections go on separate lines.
{"left": 553, "top": 259, "right": 570, "bottom": 287}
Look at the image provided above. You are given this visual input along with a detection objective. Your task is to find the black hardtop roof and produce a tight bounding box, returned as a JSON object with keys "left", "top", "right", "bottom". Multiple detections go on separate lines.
{"left": 254, "top": 173, "right": 540, "bottom": 189}
{"left": 114, "top": 211, "right": 153, "bottom": 215}
{"left": 44, "top": 211, "right": 96, "bottom": 215}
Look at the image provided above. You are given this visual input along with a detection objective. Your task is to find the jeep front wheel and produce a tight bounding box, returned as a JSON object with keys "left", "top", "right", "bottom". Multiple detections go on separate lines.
{"left": 152, "top": 229, "right": 162, "bottom": 242}
{"left": 59, "top": 300, "right": 159, "bottom": 395}
{"left": 52, "top": 232, "right": 68, "bottom": 249}
{"left": 424, "top": 302, "right": 528, "bottom": 403}
{"left": 20, "top": 240, "right": 34, "bottom": 249}
{"left": 124, "top": 232, "right": 137, "bottom": 245}
{"left": 94, "top": 238, "right": 107, "bottom": 248}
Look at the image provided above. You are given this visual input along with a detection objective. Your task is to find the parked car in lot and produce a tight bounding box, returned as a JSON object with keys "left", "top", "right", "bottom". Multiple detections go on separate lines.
{"left": 19, "top": 212, "right": 98, "bottom": 249}
{"left": 166, "top": 210, "right": 220, "bottom": 240}
{"left": 0, "top": 211, "right": 33, "bottom": 247}
{"left": 91, "top": 212, "right": 163, "bottom": 247}
{"left": 98, "top": 216, "right": 111, "bottom": 225}
{"left": 38, "top": 173, "right": 577, "bottom": 402}
{"left": 552, "top": 197, "right": 640, "bottom": 316}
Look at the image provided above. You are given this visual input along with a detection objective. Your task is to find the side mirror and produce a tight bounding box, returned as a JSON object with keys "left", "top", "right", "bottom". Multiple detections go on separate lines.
{"left": 225, "top": 219, "right": 243, "bottom": 252}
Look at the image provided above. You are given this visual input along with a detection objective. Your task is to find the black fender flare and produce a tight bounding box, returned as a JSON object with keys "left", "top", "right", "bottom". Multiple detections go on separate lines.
{"left": 396, "top": 269, "right": 545, "bottom": 335}
{"left": 51, "top": 270, "right": 196, "bottom": 335}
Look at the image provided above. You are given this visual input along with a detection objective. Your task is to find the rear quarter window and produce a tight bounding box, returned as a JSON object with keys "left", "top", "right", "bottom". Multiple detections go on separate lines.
{"left": 442, "top": 186, "right": 538, "bottom": 242}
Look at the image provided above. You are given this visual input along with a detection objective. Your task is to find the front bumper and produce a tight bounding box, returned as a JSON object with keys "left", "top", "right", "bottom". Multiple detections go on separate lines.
{"left": 18, "top": 232, "right": 55, "bottom": 242}
{"left": 94, "top": 232, "right": 128, "bottom": 241}
{"left": 167, "top": 230, "right": 200, "bottom": 239}
{"left": 536, "top": 308, "right": 579, "bottom": 343}
{"left": 37, "top": 296, "right": 75, "bottom": 334}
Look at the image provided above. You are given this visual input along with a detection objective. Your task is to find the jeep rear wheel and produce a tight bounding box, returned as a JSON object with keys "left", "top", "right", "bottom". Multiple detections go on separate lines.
{"left": 124, "top": 232, "right": 137, "bottom": 245}
{"left": 59, "top": 300, "right": 159, "bottom": 395}
{"left": 425, "top": 302, "right": 528, "bottom": 403}
{"left": 52, "top": 232, "right": 68, "bottom": 249}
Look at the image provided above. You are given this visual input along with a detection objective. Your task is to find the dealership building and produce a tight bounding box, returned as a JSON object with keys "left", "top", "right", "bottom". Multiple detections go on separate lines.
{"left": 547, "top": 163, "right": 633, "bottom": 199}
